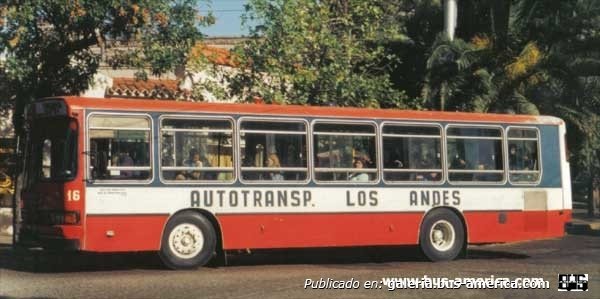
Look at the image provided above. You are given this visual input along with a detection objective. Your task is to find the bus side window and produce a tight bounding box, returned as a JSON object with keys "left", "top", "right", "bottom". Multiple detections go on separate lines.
{"left": 88, "top": 114, "right": 152, "bottom": 181}
{"left": 508, "top": 128, "right": 540, "bottom": 183}
{"left": 239, "top": 120, "right": 308, "bottom": 182}
{"left": 382, "top": 124, "right": 442, "bottom": 183}
{"left": 160, "top": 118, "right": 234, "bottom": 183}
{"left": 313, "top": 122, "right": 377, "bottom": 183}
{"left": 446, "top": 126, "right": 504, "bottom": 183}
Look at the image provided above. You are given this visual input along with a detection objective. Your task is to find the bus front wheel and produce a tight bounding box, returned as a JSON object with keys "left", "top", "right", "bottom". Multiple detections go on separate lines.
{"left": 419, "top": 209, "right": 465, "bottom": 262}
{"left": 159, "top": 212, "right": 217, "bottom": 270}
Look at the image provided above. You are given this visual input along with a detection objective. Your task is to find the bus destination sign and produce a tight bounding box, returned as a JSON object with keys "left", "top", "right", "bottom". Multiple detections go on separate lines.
{"left": 34, "top": 100, "right": 68, "bottom": 117}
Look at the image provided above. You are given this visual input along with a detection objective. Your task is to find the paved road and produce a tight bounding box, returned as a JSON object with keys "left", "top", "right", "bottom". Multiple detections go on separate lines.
{"left": 1, "top": 235, "right": 598, "bottom": 299}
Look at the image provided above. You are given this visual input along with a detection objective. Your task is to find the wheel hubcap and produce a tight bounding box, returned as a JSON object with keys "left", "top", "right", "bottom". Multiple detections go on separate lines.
{"left": 429, "top": 220, "right": 456, "bottom": 252}
{"left": 169, "top": 223, "right": 204, "bottom": 259}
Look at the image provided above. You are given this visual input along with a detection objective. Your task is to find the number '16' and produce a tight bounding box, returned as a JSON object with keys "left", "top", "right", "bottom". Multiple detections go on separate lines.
{"left": 67, "top": 190, "right": 80, "bottom": 201}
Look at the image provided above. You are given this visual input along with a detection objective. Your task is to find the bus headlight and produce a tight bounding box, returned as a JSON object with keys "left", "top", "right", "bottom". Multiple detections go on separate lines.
{"left": 48, "top": 211, "right": 80, "bottom": 225}
{"left": 63, "top": 211, "right": 80, "bottom": 225}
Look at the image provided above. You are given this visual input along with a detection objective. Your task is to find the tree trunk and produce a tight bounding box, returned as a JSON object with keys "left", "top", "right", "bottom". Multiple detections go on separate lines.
{"left": 440, "top": 81, "right": 448, "bottom": 111}
{"left": 589, "top": 176, "right": 600, "bottom": 217}
{"left": 11, "top": 136, "right": 22, "bottom": 246}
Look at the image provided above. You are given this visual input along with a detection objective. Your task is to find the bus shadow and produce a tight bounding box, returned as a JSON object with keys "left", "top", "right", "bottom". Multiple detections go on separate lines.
{"left": 0, "top": 244, "right": 529, "bottom": 273}
{"left": 465, "top": 248, "right": 529, "bottom": 260}
{"left": 225, "top": 246, "right": 427, "bottom": 267}
{"left": 0, "top": 243, "right": 164, "bottom": 273}
{"left": 224, "top": 246, "right": 529, "bottom": 267}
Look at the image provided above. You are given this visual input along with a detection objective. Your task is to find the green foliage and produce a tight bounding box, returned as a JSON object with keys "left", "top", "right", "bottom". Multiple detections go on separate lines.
{"left": 0, "top": 0, "right": 212, "bottom": 132}
{"left": 421, "top": 34, "right": 498, "bottom": 112}
{"left": 228, "top": 0, "right": 408, "bottom": 108}
{"left": 415, "top": 0, "right": 600, "bottom": 212}
{"left": 515, "top": 0, "right": 600, "bottom": 192}
{"left": 387, "top": 0, "right": 443, "bottom": 101}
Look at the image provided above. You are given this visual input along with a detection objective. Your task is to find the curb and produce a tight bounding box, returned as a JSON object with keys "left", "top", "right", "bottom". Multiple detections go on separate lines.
{"left": 566, "top": 222, "right": 600, "bottom": 236}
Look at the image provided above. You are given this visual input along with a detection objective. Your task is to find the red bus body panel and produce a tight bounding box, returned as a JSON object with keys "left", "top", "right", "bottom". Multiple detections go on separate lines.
{"left": 74, "top": 210, "right": 570, "bottom": 252}
{"left": 217, "top": 213, "right": 423, "bottom": 249}
{"left": 464, "top": 210, "right": 570, "bottom": 243}
{"left": 84, "top": 215, "right": 168, "bottom": 252}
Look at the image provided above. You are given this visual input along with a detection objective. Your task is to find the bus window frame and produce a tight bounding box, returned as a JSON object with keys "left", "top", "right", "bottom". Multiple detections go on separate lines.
{"left": 159, "top": 114, "right": 236, "bottom": 185}
{"left": 445, "top": 124, "right": 507, "bottom": 185}
{"left": 380, "top": 121, "right": 445, "bottom": 185}
{"left": 237, "top": 116, "right": 311, "bottom": 185}
{"left": 311, "top": 119, "right": 380, "bottom": 185}
{"left": 506, "top": 126, "right": 542, "bottom": 186}
{"left": 86, "top": 112, "right": 154, "bottom": 185}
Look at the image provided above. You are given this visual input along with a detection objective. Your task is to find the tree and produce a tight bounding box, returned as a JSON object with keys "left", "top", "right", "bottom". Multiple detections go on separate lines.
{"left": 417, "top": 0, "right": 538, "bottom": 113}
{"left": 387, "top": 0, "right": 443, "bottom": 105}
{"left": 421, "top": 34, "right": 499, "bottom": 112}
{"left": 0, "top": 0, "right": 213, "bottom": 134}
{"left": 228, "top": 0, "right": 409, "bottom": 108}
{"left": 416, "top": 0, "right": 600, "bottom": 215}
{"left": 514, "top": 0, "right": 600, "bottom": 216}
{"left": 388, "top": 0, "right": 516, "bottom": 111}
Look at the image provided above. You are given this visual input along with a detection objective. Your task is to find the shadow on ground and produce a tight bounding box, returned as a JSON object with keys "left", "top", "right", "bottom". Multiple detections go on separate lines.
{"left": 0, "top": 243, "right": 165, "bottom": 273}
{"left": 0, "top": 243, "right": 529, "bottom": 273}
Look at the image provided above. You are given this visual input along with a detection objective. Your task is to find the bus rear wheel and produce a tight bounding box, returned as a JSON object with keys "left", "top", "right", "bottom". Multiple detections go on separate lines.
{"left": 159, "top": 212, "right": 216, "bottom": 270}
{"left": 419, "top": 209, "right": 464, "bottom": 262}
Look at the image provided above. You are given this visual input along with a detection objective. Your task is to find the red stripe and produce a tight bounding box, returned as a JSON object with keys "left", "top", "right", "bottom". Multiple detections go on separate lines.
{"left": 218, "top": 213, "right": 423, "bottom": 249}
{"left": 218, "top": 210, "right": 570, "bottom": 250}
{"left": 55, "top": 96, "right": 557, "bottom": 124}
{"left": 84, "top": 215, "right": 168, "bottom": 252}
{"left": 75, "top": 210, "right": 570, "bottom": 252}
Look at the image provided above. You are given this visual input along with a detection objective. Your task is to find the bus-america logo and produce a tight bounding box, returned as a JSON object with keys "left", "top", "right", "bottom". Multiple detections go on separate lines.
{"left": 558, "top": 274, "right": 588, "bottom": 291}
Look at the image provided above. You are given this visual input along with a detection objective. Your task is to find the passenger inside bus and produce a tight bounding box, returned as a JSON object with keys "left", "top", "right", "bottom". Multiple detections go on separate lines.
{"left": 422, "top": 158, "right": 441, "bottom": 182}
{"left": 473, "top": 162, "right": 489, "bottom": 181}
{"left": 451, "top": 155, "right": 467, "bottom": 169}
{"left": 509, "top": 144, "right": 519, "bottom": 169}
{"left": 384, "top": 147, "right": 404, "bottom": 169}
{"left": 266, "top": 153, "right": 284, "bottom": 180}
{"left": 509, "top": 144, "right": 538, "bottom": 181}
{"left": 450, "top": 154, "right": 471, "bottom": 181}
{"left": 177, "top": 148, "right": 212, "bottom": 180}
{"left": 348, "top": 156, "right": 369, "bottom": 182}
{"left": 414, "top": 154, "right": 440, "bottom": 181}
{"left": 117, "top": 151, "right": 134, "bottom": 177}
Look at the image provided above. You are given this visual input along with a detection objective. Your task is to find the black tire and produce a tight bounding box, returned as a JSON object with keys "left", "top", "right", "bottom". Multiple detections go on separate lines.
{"left": 419, "top": 209, "right": 465, "bottom": 262}
{"left": 159, "top": 212, "right": 217, "bottom": 270}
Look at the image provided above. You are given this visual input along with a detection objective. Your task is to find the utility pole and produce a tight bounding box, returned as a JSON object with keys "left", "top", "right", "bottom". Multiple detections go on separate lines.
{"left": 444, "top": 0, "right": 458, "bottom": 41}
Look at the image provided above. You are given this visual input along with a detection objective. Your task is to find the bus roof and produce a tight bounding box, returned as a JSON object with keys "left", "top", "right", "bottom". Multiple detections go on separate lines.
{"left": 51, "top": 96, "right": 563, "bottom": 125}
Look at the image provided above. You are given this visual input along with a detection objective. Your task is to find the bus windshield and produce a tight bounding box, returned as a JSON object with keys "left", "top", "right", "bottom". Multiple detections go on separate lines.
{"left": 25, "top": 117, "right": 78, "bottom": 185}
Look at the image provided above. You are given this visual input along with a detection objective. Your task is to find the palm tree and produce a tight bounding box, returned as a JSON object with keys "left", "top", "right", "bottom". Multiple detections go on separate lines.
{"left": 515, "top": 0, "right": 600, "bottom": 216}
{"left": 421, "top": 34, "right": 497, "bottom": 112}
{"left": 420, "top": 0, "right": 600, "bottom": 215}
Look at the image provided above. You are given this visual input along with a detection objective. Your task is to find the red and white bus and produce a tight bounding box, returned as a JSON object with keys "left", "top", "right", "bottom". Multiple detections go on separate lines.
{"left": 17, "top": 96, "right": 571, "bottom": 269}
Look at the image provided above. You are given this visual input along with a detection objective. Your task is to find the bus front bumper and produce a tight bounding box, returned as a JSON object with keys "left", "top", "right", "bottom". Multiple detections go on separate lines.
{"left": 17, "top": 225, "right": 81, "bottom": 251}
